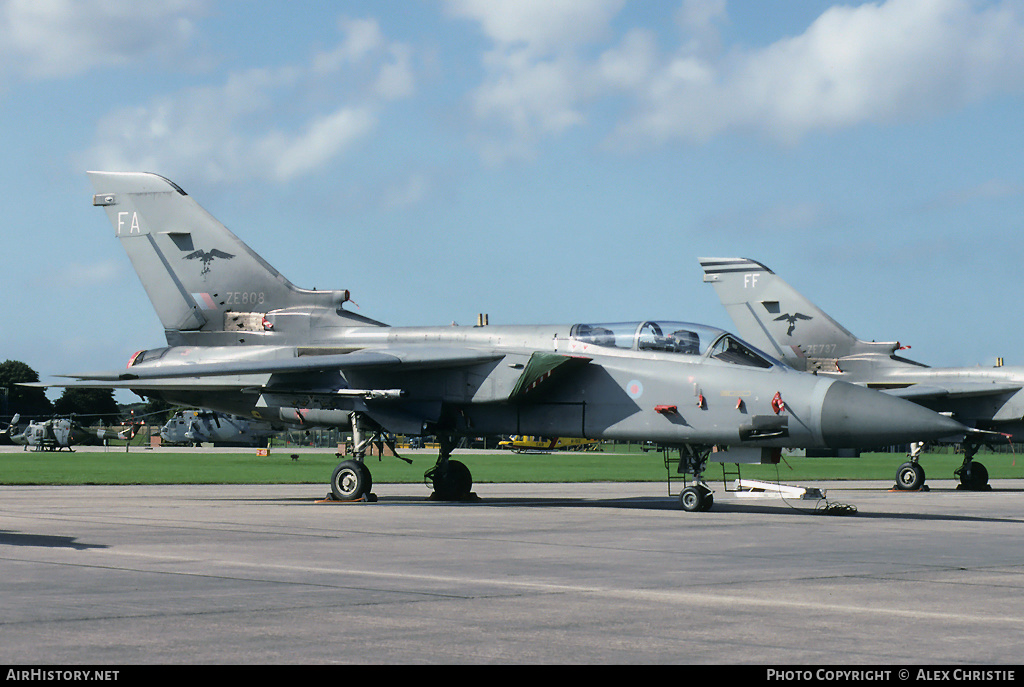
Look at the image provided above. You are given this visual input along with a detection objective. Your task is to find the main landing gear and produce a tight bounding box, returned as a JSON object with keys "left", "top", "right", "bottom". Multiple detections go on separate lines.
{"left": 328, "top": 416, "right": 475, "bottom": 502}
{"left": 677, "top": 445, "right": 714, "bottom": 512}
{"left": 424, "top": 434, "right": 474, "bottom": 501}
{"left": 954, "top": 442, "right": 990, "bottom": 491}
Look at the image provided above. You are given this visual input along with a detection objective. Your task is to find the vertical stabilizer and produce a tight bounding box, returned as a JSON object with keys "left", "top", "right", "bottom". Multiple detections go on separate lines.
{"left": 699, "top": 258, "right": 898, "bottom": 372}
{"left": 88, "top": 172, "right": 378, "bottom": 345}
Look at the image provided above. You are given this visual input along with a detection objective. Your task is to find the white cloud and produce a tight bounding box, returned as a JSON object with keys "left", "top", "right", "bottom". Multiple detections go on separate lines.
{"left": 444, "top": 0, "right": 625, "bottom": 162}
{"left": 83, "top": 17, "right": 414, "bottom": 184}
{"left": 674, "top": 0, "right": 727, "bottom": 57}
{"left": 626, "top": 0, "right": 1024, "bottom": 144}
{"left": 597, "top": 29, "right": 659, "bottom": 91}
{"left": 450, "top": 0, "right": 1024, "bottom": 157}
{"left": 374, "top": 44, "right": 416, "bottom": 100}
{"left": 259, "top": 107, "right": 376, "bottom": 182}
{"left": 313, "top": 17, "right": 386, "bottom": 73}
{"left": 0, "top": 0, "right": 205, "bottom": 80}
{"left": 382, "top": 173, "right": 431, "bottom": 209}
{"left": 445, "top": 0, "right": 625, "bottom": 55}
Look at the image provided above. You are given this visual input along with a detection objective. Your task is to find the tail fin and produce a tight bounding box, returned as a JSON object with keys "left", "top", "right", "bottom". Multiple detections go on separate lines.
{"left": 699, "top": 258, "right": 907, "bottom": 373}
{"left": 88, "top": 172, "right": 382, "bottom": 345}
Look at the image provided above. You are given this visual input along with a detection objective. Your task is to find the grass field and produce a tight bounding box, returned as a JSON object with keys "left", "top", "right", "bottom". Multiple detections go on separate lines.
{"left": 1, "top": 447, "right": 1021, "bottom": 486}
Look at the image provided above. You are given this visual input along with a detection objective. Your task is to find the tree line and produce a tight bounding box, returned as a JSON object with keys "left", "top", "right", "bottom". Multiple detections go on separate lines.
{"left": 0, "top": 359, "right": 169, "bottom": 426}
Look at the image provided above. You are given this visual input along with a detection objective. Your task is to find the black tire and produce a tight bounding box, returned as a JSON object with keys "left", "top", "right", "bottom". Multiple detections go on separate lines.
{"left": 973, "top": 462, "right": 989, "bottom": 485}
{"left": 699, "top": 491, "right": 714, "bottom": 512}
{"left": 331, "top": 460, "right": 371, "bottom": 501}
{"left": 959, "top": 461, "right": 989, "bottom": 490}
{"left": 679, "top": 486, "right": 705, "bottom": 512}
{"left": 895, "top": 461, "right": 926, "bottom": 490}
{"left": 431, "top": 459, "right": 473, "bottom": 500}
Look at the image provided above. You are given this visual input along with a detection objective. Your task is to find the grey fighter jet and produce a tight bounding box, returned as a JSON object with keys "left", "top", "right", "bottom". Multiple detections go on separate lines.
{"left": 701, "top": 257, "right": 1021, "bottom": 491}
{"left": 53, "top": 173, "right": 966, "bottom": 511}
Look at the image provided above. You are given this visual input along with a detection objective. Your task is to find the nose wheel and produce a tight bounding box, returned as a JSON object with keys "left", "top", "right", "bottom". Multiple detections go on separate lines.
{"left": 679, "top": 484, "right": 714, "bottom": 512}
{"left": 894, "top": 442, "right": 927, "bottom": 491}
{"left": 895, "top": 461, "right": 926, "bottom": 491}
{"left": 328, "top": 411, "right": 379, "bottom": 501}
{"left": 677, "top": 445, "right": 715, "bottom": 512}
{"left": 331, "top": 460, "right": 373, "bottom": 501}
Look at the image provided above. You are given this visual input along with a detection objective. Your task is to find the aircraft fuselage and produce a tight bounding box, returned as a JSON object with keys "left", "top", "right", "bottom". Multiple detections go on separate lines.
{"left": 119, "top": 321, "right": 964, "bottom": 454}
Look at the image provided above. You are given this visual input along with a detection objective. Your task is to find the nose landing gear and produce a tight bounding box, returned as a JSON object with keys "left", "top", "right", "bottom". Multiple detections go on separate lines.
{"left": 677, "top": 445, "right": 715, "bottom": 512}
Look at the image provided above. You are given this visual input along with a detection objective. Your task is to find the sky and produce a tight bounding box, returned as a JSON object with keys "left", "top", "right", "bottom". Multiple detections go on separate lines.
{"left": 2, "top": 0, "right": 1024, "bottom": 404}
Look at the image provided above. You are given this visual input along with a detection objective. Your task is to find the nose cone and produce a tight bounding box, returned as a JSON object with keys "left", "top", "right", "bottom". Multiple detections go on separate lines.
{"left": 820, "top": 381, "right": 965, "bottom": 448}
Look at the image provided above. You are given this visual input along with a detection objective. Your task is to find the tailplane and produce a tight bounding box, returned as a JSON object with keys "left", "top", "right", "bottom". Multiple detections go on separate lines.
{"left": 88, "top": 172, "right": 383, "bottom": 345}
{"left": 699, "top": 258, "right": 915, "bottom": 373}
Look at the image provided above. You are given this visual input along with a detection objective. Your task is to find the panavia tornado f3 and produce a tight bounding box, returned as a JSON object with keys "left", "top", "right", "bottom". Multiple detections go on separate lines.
{"left": 56, "top": 172, "right": 967, "bottom": 511}
{"left": 700, "top": 257, "right": 1020, "bottom": 492}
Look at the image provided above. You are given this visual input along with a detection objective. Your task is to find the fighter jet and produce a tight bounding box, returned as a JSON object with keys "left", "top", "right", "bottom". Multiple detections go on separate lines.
{"left": 51, "top": 172, "right": 967, "bottom": 511}
{"left": 160, "top": 409, "right": 280, "bottom": 447}
{"left": 700, "top": 257, "right": 1020, "bottom": 491}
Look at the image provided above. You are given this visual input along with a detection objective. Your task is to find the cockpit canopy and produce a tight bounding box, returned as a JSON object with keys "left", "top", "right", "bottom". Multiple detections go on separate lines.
{"left": 569, "top": 321, "right": 779, "bottom": 369}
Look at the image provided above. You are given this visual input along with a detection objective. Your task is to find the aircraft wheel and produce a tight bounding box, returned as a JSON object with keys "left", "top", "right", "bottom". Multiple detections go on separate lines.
{"left": 679, "top": 486, "right": 711, "bottom": 512}
{"left": 699, "top": 491, "right": 714, "bottom": 511}
{"left": 958, "top": 462, "right": 989, "bottom": 490}
{"left": 431, "top": 459, "right": 473, "bottom": 500}
{"left": 895, "top": 462, "right": 926, "bottom": 490}
{"left": 331, "top": 460, "right": 372, "bottom": 501}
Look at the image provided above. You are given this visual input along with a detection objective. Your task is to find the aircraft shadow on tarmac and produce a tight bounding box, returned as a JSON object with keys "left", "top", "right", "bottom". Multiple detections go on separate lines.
{"left": 0, "top": 530, "right": 108, "bottom": 550}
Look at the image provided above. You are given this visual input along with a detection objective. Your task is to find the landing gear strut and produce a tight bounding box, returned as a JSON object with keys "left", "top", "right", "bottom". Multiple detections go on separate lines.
{"left": 329, "top": 412, "right": 379, "bottom": 501}
{"left": 677, "top": 445, "right": 714, "bottom": 512}
{"left": 424, "top": 434, "right": 474, "bottom": 500}
{"left": 895, "top": 440, "right": 993, "bottom": 491}
{"left": 954, "top": 442, "right": 990, "bottom": 491}
{"left": 895, "top": 442, "right": 927, "bottom": 491}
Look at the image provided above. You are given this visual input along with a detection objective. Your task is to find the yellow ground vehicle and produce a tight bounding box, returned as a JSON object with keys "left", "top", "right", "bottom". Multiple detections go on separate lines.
{"left": 497, "top": 436, "right": 600, "bottom": 453}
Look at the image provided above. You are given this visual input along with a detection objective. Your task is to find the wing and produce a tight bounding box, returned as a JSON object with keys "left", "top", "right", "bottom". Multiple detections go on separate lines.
{"left": 877, "top": 382, "right": 1023, "bottom": 400}
{"left": 47, "top": 346, "right": 593, "bottom": 408}
{"left": 42, "top": 346, "right": 594, "bottom": 437}
{"left": 60, "top": 347, "right": 505, "bottom": 383}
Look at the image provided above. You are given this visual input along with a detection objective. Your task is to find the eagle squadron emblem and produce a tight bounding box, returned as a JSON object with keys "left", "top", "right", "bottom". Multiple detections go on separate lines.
{"left": 184, "top": 248, "right": 235, "bottom": 276}
{"left": 774, "top": 312, "right": 812, "bottom": 336}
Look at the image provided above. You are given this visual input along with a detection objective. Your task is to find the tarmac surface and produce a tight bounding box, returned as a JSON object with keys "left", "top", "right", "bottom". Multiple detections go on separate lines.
{"left": 2, "top": 475, "right": 1023, "bottom": 665}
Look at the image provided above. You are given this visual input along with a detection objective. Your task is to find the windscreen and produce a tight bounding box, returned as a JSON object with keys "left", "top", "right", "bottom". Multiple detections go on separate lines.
{"left": 570, "top": 321, "right": 778, "bottom": 368}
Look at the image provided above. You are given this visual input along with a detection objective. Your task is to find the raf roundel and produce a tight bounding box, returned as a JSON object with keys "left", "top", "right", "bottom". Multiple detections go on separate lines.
{"left": 626, "top": 380, "right": 643, "bottom": 399}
